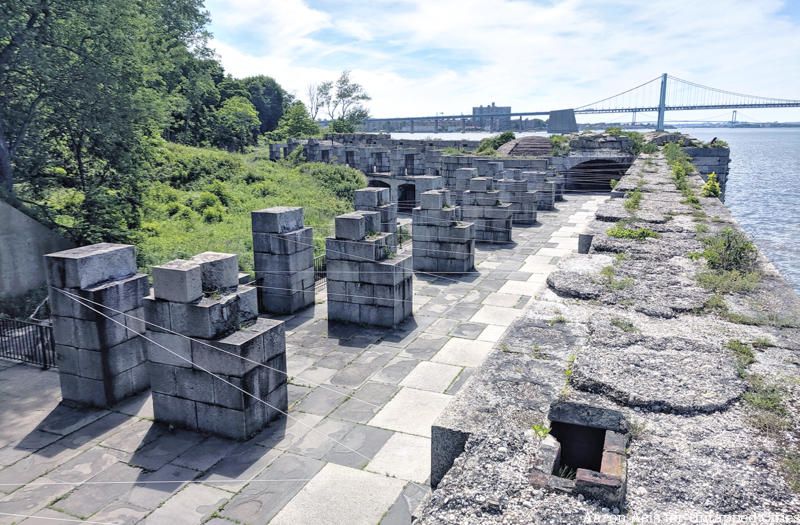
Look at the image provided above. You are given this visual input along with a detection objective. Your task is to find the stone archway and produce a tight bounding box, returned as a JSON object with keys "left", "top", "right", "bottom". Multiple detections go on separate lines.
{"left": 565, "top": 159, "right": 630, "bottom": 193}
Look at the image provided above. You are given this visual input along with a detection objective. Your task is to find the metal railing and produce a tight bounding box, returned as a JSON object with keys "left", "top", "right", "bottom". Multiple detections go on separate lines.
{"left": 313, "top": 254, "right": 327, "bottom": 285}
{"left": 0, "top": 317, "right": 56, "bottom": 369}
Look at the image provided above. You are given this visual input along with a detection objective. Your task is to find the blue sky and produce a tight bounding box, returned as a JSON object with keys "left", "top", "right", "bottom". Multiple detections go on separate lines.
{"left": 205, "top": 0, "right": 800, "bottom": 123}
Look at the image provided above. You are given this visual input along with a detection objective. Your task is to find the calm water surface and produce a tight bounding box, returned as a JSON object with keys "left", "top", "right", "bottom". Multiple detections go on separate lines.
{"left": 393, "top": 128, "right": 800, "bottom": 291}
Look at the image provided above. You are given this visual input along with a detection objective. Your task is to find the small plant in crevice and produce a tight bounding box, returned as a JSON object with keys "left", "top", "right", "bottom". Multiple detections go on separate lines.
{"left": 628, "top": 418, "right": 647, "bottom": 439}
{"left": 607, "top": 223, "right": 659, "bottom": 240}
{"left": 610, "top": 179, "right": 619, "bottom": 189}
{"left": 532, "top": 422, "right": 551, "bottom": 439}
{"left": 726, "top": 339, "right": 755, "bottom": 377}
{"left": 752, "top": 336, "right": 775, "bottom": 349}
{"left": 701, "top": 172, "right": 722, "bottom": 198}
{"left": 623, "top": 188, "right": 642, "bottom": 213}
{"left": 610, "top": 317, "right": 637, "bottom": 333}
{"left": 555, "top": 464, "right": 577, "bottom": 480}
{"left": 547, "top": 314, "right": 567, "bottom": 326}
{"left": 695, "top": 223, "right": 709, "bottom": 234}
{"left": 600, "top": 265, "right": 634, "bottom": 291}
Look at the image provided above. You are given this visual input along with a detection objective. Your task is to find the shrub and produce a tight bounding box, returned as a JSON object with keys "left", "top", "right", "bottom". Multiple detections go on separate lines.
{"left": 640, "top": 142, "right": 658, "bottom": 154}
{"left": 187, "top": 191, "right": 223, "bottom": 213}
{"left": 610, "top": 179, "right": 618, "bottom": 189}
{"left": 702, "top": 227, "right": 758, "bottom": 272}
{"left": 297, "top": 163, "right": 367, "bottom": 203}
{"left": 607, "top": 224, "right": 659, "bottom": 240}
{"left": 697, "top": 270, "right": 760, "bottom": 294}
{"left": 475, "top": 132, "right": 515, "bottom": 156}
{"left": 202, "top": 205, "right": 225, "bottom": 223}
{"left": 550, "top": 135, "right": 570, "bottom": 156}
{"left": 605, "top": 127, "right": 623, "bottom": 136}
{"left": 701, "top": 172, "right": 722, "bottom": 198}
{"left": 624, "top": 189, "right": 642, "bottom": 212}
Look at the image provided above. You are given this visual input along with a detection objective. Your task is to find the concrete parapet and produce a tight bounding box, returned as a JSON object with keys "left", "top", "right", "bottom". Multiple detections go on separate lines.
{"left": 45, "top": 243, "right": 150, "bottom": 407}
{"left": 326, "top": 211, "right": 413, "bottom": 327}
{"left": 412, "top": 190, "right": 475, "bottom": 273}
{"left": 252, "top": 207, "right": 315, "bottom": 315}
{"left": 461, "top": 178, "right": 513, "bottom": 243}
{"left": 145, "top": 251, "right": 286, "bottom": 440}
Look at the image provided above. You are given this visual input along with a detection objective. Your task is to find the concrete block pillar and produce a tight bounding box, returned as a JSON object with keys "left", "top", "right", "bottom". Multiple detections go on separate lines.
{"left": 412, "top": 190, "right": 475, "bottom": 273}
{"left": 522, "top": 171, "right": 555, "bottom": 210}
{"left": 251, "top": 206, "right": 315, "bottom": 315}
{"left": 326, "top": 212, "right": 413, "bottom": 327}
{"left": 461, "top": 178, "right": 514, "bottom": 243}
{"left": 144, "top": 251, "right": 286, "bottom": 440}
{"left": 453, "top": 167, "right": 478, "bottom": 205}
{"left": 496, "top": 170, "right": 538, "bottom": 225}
{"left": 45, "top": 243, "right": 150, "bottom": 407}
{"left": 355, "top": 188, "right": 398, "bottom": 248}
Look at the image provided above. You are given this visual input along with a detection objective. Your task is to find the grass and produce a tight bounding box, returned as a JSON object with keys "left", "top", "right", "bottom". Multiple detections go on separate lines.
{"left": 610, "top": 317, "right": 637, "bottom": 333}
{"left": 600, "top": 265, "right": 634, "bottom": 291}
{"left": 695, "top": 223, "right": 709, "bottom": 234}
{"left": 606, "top": 223, "right": 659, "bottom": 240}
{"left": 784, "top": 450, "right": 800, "bottom": 493}
{"left": 744, "top": 374, "right": 786, "bottom": 415}
{"left": 752, "top": 337, "right": 775, "bottom": 349}
{"left": 726, "top": 339, "right": 755, "bottom": 376}
{"left": 623, "top": 188, "right": 642, "bottom": 213}
{"left": 137, "top": 143, "right": 363, "bottom": 273}
{"left": 547, "top": 314, "right": 567, "bottom": 326}
{"left": 696, "top": 270, "right": 761, "bottom": 294}
{"left": 555, "top": 464, "right": 577, "bottom": 480}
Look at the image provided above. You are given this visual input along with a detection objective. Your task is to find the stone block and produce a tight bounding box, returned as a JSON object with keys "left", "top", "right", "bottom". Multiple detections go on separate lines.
{"left": 168, "top": 294, "right": 239, "bottom": 340}
{"left": 49, "top": 274, "right": 148, "bottom": 321}
{"left": 191, "top": 318, "right": 276, "bottom": 376}
{"left": 146, "top": 331, "right": 193, "bottom": 368}
{"left": 259, "top": 289, "right": 314, "bottom": 315}
{"left": 328, "top": 300, "right": 361, "bottom": 324}
{"left": 152, "top": 259, "right": 203, "bottom": 304}
{"left": 191, "top": 252, "right": 239, "bottom": 292}
{"left": 52, "top": 313, "right": 140, "bottom": 351}
{"left": 45, "top": 243, "right": 136, "bottom": 289}
{"left": 175, "top": 367, "right": 216, "bottom": 405}
{"left": 252, "top": 206, "right": 304, "bottom": 234}
{"left": 326, "top": 260, "right": 360, "bottom": 281}
{"left": 152, "top": 392, "right": 198, "bottom": 431}
{"left": 252, "top": 227, "right": 313, "bottom": 255}
{"left": 354, "top": 188, "right": 384, "bottom": 208}
{"left": 236, "top": 285, "right": 259, "bottom": 323}
{"left": 59, "top": 372, "right": 108, "bottom": 407}
{"left": 143, "top": 295, "right": 172, "bottom": 333}
{"left": 420, "top": 191, "right": 444, "bottom": 210}
{"left": 469, "top": 177, "right": 491, "bottom": 192}
{"left": 254, "top": 248, "right": 314, "bottom": 273}
{"left": 106, "top": 336, "right": 147, "bottom": 376}
{"left": 335, "top": 213, "right": 366, "bottom": 240}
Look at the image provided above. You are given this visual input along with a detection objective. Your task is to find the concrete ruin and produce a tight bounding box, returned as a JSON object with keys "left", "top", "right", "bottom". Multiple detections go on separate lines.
{"left": 252, "top": 206, "right": 315, "bottom": 315}
{"left": 45, "top": 243, "right": 150, "bottom": 407}
{"left": 495, "top": 169, "right": 538, "bottom": 225}
{"left": 144, "top": 251, "right": 287, "bottom": 440}
{"left": 412, "top": 189, "right": 476, "bottom": 273}
{"left": 354, "top": 187, "right": 398, "bottom": 247}
{"left": 326, "top": 211, "right": 413, "bottom": 327}
{"left": 461, "top": 177, "right": 514, "bottom": 243}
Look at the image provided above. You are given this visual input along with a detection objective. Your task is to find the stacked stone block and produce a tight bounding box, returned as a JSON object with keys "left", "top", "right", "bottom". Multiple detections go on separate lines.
{"left": 326, "top": 212, "right": 413, "bottom": 327}
{"left": 496, "top": 169, "right": 538, "bottom": 225}
{"left": 355, "top": 188, "right": 398, "bottom": 247}
{"left": 391, "top": 148, "right": 426, "bottom": 176}
{"left": 452, "top": 167, "right": 478, "bottom": 205}
{"left": 412, "top": 190, "right": 475, "bottom": 273}
{"left": 144, "top": 251, "right": 286, "bottom": 440}
{"left": 252, "top": 207, "right": 315, "bottom": 315}
{"left": 522, "top": 170, "right": 555, "bottom": 210}
{"left": 461, "top": 177, "right": 513, "bottom": 243}
{"left": 45, "top": 243, "right": 150, "bottom": 407}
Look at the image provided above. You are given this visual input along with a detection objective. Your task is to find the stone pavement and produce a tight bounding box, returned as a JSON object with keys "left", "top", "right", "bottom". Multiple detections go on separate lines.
{"left": 0, "top": 194, "right": 605, "bottom": 525}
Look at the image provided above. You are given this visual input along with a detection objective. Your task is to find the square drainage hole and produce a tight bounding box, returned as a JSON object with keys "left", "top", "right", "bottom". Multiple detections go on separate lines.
{"left": 550, "top": 421, "right": 605, "bottom": 477}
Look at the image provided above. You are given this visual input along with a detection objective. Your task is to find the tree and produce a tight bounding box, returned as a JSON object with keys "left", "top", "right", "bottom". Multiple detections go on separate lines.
{"left": 270, "top": 101, "right": 320, "bottom": 140}
{"left": 316, "top": 71, "right": 370, "bottom": 129}
{"left": 240, "top": 75, "right": 285, "bottom": 134}
{"left": 306, "top": 83, "right": 322, "bottom": 120}
{"left": 210, "top": 96, "right": 259, "bottom": 152}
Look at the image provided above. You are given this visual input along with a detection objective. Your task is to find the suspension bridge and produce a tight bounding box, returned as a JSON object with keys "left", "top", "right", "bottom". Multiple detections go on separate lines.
{"left": 363, "top": 74, "right": 800, "bottom": 132}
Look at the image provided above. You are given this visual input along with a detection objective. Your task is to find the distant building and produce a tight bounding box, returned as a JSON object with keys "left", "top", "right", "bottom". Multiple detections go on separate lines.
{"left": 472, "top": 102, "right": 511, "bottom": 131}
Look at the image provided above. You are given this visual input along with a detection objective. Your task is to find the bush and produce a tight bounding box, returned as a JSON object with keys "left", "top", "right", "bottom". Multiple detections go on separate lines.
{"left": 605, "top": 127, "right": 623, "bottom": 136}
{"left": 202, "top": 205, "right": 225, "bottom": 223}
{"left": 640, "top": 142, "right": 659, "bottom": 154}
{"left": 298, "top": 163, "right": 367, "bottom": 203}
{"left": 702, "top": 227, "right": 758, "bottom": 272}
{"left": 623, "top": 189, "right": 642, "bottom": 212}
{"left": 701, "top": 172, "right": 722, "bottom": 198}
{"left": 187, "top": 191, "right": 223, "bottom": 213}
{"left": 550, "top": 135, "right": 570, "bottom": 156}
{"left": 606, "top": 223, "right": 659, "bottom": 240}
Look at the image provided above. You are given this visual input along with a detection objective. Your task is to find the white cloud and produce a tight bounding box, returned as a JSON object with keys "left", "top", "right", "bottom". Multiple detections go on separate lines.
{"left": 206, "top": 0, "right": 800, "bottom": 122}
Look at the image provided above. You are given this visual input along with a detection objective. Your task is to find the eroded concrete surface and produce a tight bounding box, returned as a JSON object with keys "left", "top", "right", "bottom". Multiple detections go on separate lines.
{"left": 416, "top": 153, "right": 800, "bottom": 523}
{"left": 0, "top": 195, "right": 603, "bottom": 524}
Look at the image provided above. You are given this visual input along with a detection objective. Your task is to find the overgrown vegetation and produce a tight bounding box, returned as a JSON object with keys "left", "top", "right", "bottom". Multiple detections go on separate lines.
{"left": 475, "top": 131, "right": 515, "bottom": 156}
{"left": 600, "top": 265, "right": 634, "bottom": 291}
{"left": 623, "top": 188, "right": 643, "bottom": 213}
{"left": 550, "top": 135, "right": 570, "bottom": 156}
{"left": 701, "top": 172, "right": 722, "bottom": 198}
{"left": 726, "top": 339, "right": 755, "bottom": 377}
{"left": 610, "top": 317, "right": 637, "bottom": 333}
{"left": 606, "top": 223, "right": 659, "bottom": 240}
{"left": 137, "top": 143, "right": 362, "bottom": 272}
{"left": 701, "top": 227, "right": 758, "bottom": 272}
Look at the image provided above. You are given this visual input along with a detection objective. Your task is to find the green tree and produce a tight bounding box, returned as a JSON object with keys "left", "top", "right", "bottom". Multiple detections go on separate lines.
{"left": 316, "top": 71, "right": 371, "bottom": 130}
{"left": 241, "top": 75, "right": 285, "bottom": 133}
{"left": 210, "top": 96, "right": 259, "bottom": 152}
{"left": 270, "top": 101, "right": 320, "bottom": 140}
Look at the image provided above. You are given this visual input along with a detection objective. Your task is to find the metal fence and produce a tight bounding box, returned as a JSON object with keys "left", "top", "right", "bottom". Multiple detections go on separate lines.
{"left": 0, "top": 317, "right": 56, "bottom": 369}
{"left": 313, "top": 254, "right": 327, "bottom": 285}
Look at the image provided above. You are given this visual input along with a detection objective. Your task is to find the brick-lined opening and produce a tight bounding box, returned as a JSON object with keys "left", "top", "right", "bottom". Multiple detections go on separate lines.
{"left": 550, "top": 421, "right": 605, "bottom": 475}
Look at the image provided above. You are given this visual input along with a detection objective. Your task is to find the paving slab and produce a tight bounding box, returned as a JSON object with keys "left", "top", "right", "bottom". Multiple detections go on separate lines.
{"left": 369, "top": 387, "right": 452, "bottom": 437}
{"left": 270, "top": 463, "right": 405, "bottom": 525}
{"left": 366, "top": 432, "right": 431, "bottom": 483}
{"left": 433, "top": 338, "right": 494, "bottom": 368}
{"left": 143, "top": 483, "right": 229, "bottom": 524}
{"left": 400, "top": 361, "right": 462, "bottom": 393}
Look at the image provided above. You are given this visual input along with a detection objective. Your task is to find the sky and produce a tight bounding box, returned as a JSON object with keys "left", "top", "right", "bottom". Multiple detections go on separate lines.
{"left": 205, "top": 0, "right": 800, "bottom": 124}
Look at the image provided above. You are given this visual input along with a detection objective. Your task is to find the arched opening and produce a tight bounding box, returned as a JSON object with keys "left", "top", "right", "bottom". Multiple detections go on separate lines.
{"left": 565, "top": 159, "right": 630, "bottom": 193}
{"left": 368, "top": 180, "right": 391, "bottom": 189}
{"left": 398, "top": 183, "right": 416, "bottom": 213}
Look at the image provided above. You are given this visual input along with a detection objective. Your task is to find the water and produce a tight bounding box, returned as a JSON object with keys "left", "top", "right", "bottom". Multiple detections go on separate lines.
{"left": 392, "top": 128, "right": 800, "bottom": 291}
{"left": 681, "top": 128, "right": 800, "bottom": 293}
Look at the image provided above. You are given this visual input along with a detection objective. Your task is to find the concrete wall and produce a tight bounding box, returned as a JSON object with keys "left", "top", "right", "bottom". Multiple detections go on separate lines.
{"left": 0, "top": 200, "right": 74, "bottom": 301}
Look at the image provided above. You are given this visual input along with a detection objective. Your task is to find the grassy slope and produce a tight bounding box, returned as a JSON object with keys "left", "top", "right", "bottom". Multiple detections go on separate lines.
{"left": 137, "top": 143, "right": 363, "bottom": 274}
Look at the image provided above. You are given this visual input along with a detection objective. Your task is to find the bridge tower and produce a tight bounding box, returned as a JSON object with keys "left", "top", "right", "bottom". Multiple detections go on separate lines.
{"left": 656, "top": 73, "right": 667, "bottom": 131}
{"left": 731, "top": 110, "right": 737, "bottom": 124}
